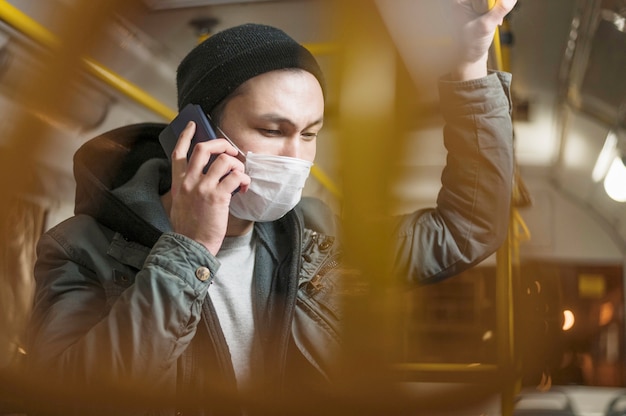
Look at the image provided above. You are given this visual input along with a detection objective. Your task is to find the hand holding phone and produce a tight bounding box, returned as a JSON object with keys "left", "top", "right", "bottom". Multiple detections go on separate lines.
{"left": 160, "top": 103, "right": 245, "bottom": 194}
{"left": 162, "top": 104, "right": 251, "bottom": 253}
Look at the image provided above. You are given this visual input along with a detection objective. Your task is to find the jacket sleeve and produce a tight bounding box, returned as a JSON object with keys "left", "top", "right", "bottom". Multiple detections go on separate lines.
{"left": 27, "top": 215, "right": 216, "bottom": 392}
{"left": 390, "top": 71, "right": 514, "bottom": 284}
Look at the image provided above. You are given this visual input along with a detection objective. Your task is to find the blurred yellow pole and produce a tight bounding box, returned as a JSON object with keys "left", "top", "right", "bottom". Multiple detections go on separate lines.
{"left": 331, "top": 1, "right": 517, "bottom": 411}
{"left": 0, "top": 0, "right": 139, "bottom": 411}
{"left": 331, "top": 0, "right": 398, "bottom": 404}
{"left": 0, "top": 0, "right": 137, "bottom": 194}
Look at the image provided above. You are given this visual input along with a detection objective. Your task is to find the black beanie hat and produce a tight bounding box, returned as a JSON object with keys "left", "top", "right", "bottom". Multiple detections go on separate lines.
{"left": 176, "top": 23, "right": 325, "bottom": 115}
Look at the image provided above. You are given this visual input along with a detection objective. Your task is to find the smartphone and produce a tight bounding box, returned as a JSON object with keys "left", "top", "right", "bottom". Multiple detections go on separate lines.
{"left": 159, "top": 103, "right": 219, "bottom": 162}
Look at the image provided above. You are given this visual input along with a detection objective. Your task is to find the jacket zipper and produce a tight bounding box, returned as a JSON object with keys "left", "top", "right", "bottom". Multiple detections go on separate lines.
{"left": 309, "top": 254, "right": 340, "bottom": 292}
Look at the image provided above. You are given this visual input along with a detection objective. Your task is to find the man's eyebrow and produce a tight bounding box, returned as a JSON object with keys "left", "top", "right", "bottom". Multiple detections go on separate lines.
{"left": 259, "top": 114, "right": 324, "bottom": 129}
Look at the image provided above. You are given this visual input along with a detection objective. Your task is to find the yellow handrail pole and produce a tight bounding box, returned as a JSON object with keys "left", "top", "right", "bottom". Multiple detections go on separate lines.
{"left": 485, "top": 0, "right": 518, "bottom": 415}
{"left": 83, "top": 58, "right": 176, "bottom": 120}
{"left": 496, "top": 222, "right": 516, "bottom": 416}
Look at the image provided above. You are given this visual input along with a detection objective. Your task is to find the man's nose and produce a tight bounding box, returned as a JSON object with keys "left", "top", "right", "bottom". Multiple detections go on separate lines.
{"left": 279, "top": 137, "right": 300, "bottom": 159}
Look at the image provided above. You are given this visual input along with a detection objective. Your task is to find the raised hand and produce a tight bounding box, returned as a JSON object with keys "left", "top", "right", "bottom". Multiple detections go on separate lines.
{"left": 451, "top": 0, "right": 517, "bottom": 80}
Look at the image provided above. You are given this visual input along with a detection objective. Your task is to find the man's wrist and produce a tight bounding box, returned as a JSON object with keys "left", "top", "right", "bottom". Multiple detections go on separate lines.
{"left": 450, "top": 55, "right": 489, "bottom": 81}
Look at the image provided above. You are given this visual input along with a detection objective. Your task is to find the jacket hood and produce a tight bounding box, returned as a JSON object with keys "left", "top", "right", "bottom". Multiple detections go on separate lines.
{"left": 73, "top": 122, "right": 172, "bottom": 247}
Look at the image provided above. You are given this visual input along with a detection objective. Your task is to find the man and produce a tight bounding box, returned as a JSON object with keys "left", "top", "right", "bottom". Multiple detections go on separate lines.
{"left": 28, "top": 0, "right": 517, "bottom": 414}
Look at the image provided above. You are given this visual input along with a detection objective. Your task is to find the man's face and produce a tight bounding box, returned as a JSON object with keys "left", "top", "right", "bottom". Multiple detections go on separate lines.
{"left": 219, "top": 69, "right": 324, "bottom": 163}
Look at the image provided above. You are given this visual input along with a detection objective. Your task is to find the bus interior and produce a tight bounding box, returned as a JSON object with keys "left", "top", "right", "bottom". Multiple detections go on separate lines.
{"left": 1, "top": 0, "right": 626, "bottom": 415}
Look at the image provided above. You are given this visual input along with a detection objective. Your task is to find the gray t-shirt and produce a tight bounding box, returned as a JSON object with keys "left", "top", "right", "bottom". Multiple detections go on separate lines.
{"left": 211, "top": 229, "right": 257, "bottom": 389}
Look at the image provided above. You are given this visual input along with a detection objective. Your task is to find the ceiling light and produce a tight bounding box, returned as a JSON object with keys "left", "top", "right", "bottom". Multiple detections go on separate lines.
{"left": 603, "top": 156, "right": 626, "bottom": 202}
{"left": 592, "top": 130, "right": 618, "bottom": 182}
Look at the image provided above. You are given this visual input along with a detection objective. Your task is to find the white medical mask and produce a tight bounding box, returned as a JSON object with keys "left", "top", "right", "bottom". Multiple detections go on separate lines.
{"left": 229, "top": 152, "right": 312, "bottom": 222}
